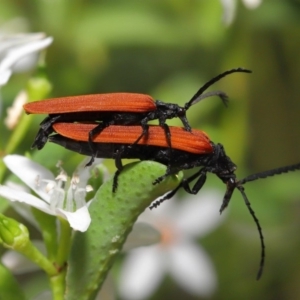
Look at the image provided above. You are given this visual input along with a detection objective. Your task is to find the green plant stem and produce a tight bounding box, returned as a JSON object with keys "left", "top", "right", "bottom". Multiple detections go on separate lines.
{"left": 21, "top": 239, "right": 58, "bottom": 276}
{"left": 32, "top": 208, "right": 58, "bottom": 261}
{"left": 56, "top": 217, "right": 72, "bottom": 266}
{"left": 49, "top": 269, "right": 67, "bottom": 300}
{"left": 0, "top": 112, "right": 32, "bottom": 182}
{"left": 48, "top": 218, "right": 72, "bottom": 299}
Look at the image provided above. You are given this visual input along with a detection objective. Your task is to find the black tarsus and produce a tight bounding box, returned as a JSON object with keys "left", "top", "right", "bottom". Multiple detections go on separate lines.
{"left": 112, "top": 147, "right": 125, "bottom": 192}
{"left": 113, "top": 169, "right": 121, "bottom": 193}
{"left": 150, "top": 168, "right": 208, "bottom": 209}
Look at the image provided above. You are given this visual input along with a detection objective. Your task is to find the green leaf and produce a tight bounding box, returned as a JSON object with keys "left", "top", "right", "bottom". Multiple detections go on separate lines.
{"left": 66, "top": 161, "right": 183, "bottom": 300}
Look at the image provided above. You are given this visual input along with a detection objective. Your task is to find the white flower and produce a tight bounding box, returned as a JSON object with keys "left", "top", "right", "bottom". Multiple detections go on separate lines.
{"left": 0, "top": 155, "right": 102, "bottom": 232}
{"left": 0, "top": 31, "right": 53, "bottom": 86}
{"left": 118, "top": 190, "right": 227, "bottom": 300}
{"left": 220, "top": 0, "right": 262, "bottom": 25}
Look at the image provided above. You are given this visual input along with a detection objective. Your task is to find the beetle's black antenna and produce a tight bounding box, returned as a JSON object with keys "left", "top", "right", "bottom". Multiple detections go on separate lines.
{"left": 190, "top": 90, "right": 229, "bottom": 107}
{"left": 185, "top": 68, "right": 252, "bottom": 110}
{"left": 235, "top": 161, "right": 300, "bottom": 279}
{"left": 239, "top": 163, "right": 300, "bottom": 185}
{"left": 236, "top": 184, "right": 265, "bottom": 280}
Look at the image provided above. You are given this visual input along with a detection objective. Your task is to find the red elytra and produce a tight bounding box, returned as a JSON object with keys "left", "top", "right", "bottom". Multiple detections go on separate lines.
{"left": 52, "top": 123, "right": 213, "bottom": 155}
{"left": 23, "top": 93, "right": 156, "bottom": 114}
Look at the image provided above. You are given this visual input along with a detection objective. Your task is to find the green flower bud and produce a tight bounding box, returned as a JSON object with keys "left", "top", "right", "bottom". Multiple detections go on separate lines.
{"left": 0, "top": 214, "right": 28, "bottom": 248}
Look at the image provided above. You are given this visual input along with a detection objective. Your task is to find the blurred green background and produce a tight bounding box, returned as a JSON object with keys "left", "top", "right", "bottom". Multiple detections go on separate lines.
{"left": 1, "top": 0, "right": 300, "bottom": 299}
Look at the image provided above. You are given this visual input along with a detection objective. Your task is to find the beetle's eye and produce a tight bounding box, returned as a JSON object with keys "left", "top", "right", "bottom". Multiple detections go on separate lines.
{"left": 177, "top": 108, "right": 185, "bottom": 116}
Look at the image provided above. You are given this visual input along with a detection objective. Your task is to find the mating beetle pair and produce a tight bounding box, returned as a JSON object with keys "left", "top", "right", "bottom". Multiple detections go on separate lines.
{"left": 23, "top": 68, "right": 300, "bottom": 279}
{"left": 24, "top": 68, "right": 249, "bottom": 164}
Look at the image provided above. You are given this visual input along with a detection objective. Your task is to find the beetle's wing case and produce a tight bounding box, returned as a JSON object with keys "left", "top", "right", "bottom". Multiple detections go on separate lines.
{"left": 52, "top": 123, "right": 213, "bottom": 154}
{"left": 23, "top": 93, "right": 156, "bottom": 114}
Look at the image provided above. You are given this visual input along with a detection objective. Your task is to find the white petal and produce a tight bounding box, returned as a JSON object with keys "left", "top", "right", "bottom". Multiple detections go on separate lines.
{"left": 11, "top": 52, "right": 39, "bottom": 73}
{"left": 169, "top": 242, "right": 217, "bottom": 296}
{"left": 3, "top": 155, "right": 54, "bottom": 202}
{"left": 119, "top": 246, "right": 165, "bottom": 300}
{"left": 75, "top": 158, "right": 104, "bottom": 188}
{"left": 5, "top": 180, "right": 29, "bottom": 192}
{"left": 0, "top": 69, "right": 12, "bottom": 85}
{"left": 175, "top": 190, "right": 227, "bottom": 237}
{"left": 0, "top": 33, "right": 45, "bottom": 53}
{"left": 56, "top": 205, "right": 91, "bottom": 232}
{"left": 144, "top": 196, "right": 179, "bottom": 222}
{"left": 0, "top": 185, "right": 54, "bottom": 215}
{"left": 243, "top": 0, "right": 262, "bottom": 9}
{"left": 220, "top": 0, "right": 236, "bottom": 25}
{"left": 0, "top": 37, "right": 53, "bottom": 73}
{"left": 0, "top": 184, "right": 91, "bottom": 231}
{"left": 123, "top": 222, "right": 161, "bottom": 251}
{"left": 10, "top": 202, "right": 39, "bottom": 229}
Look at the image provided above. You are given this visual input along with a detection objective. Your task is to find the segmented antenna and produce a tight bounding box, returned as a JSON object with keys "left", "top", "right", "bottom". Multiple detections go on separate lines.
{"left": 185, "top": 68, "right": 252, "bottom": 110}
{"left": 190, "top": 90, "right": 229, "bottom": 107}
{"left": 237, "top": 161, "right": 300, "bottom": 279}
{"left": 239, "top": 162, "right": 300, "bottom": 185}
{"left": 237, "top": 185, "right": 265, "bottom": 280}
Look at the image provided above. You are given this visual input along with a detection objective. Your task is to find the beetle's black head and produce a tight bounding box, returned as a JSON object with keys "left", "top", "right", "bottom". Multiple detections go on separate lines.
{"left": 155, "top": 100, "right": 191, "bottom": 131}
{"left": 175, "top": 106, "right": 186, "bottom": 116}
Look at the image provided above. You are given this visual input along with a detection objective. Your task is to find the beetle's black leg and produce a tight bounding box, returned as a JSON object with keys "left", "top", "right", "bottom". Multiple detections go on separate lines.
{"left": 112, "top": 146, "right": 125, "bottom": 192}
{"left": 85, "top": 121, "right": 112, "bottom": 166}
{"left": 152, "top": 164, "right": 173, "bottom": 185}
{"left": 150, "top": 168, "right": 208, "bottom": 208}
{"left": 149, "top": 183, "right": 182, "bottom": 209}
{"left": 178, "top": 115, "right": 192, "bottom": 132}
{"left": 133, "top": 121, "right": 149, "bottom": 145}
{"left": 32, "top": 115, "right": 61, "bottom": 149}
{"left": 181, "top": 169, "right": 207, "bottom": 194}
{"left": 161, "top": 122, "right": 172, "bottom": 149}
{"left": 219, "top": 178, "right": 236, "bottom": 213}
